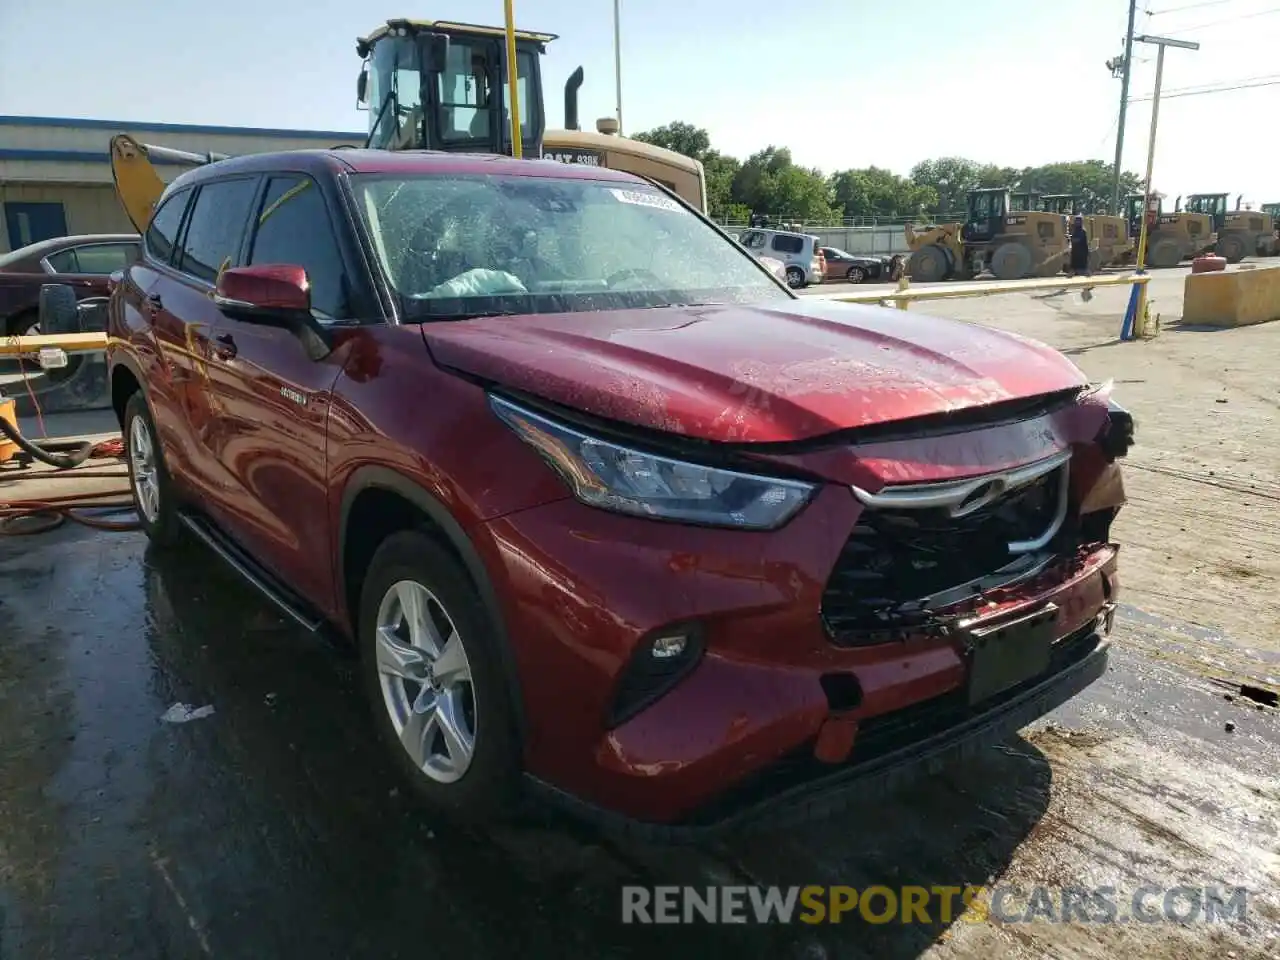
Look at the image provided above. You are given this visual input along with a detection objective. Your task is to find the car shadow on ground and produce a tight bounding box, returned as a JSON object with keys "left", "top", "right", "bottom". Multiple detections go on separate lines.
{"left": 0, "top": 533, "right": 1055, "bottom": 959}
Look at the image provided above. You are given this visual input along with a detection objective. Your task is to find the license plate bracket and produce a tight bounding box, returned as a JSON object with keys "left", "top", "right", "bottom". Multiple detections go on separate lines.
{"left": 964, "top": 603, "right": 1058, "bottom": 706}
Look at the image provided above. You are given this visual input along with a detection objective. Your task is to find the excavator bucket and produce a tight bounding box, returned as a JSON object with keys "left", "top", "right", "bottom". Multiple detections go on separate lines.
{"left": 110, "top": 135, "right": 167, "bottom": 234}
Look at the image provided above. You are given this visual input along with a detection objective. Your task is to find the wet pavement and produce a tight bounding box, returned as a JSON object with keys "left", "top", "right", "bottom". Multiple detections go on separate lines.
{"left": 2, "top": 525, "right": 1278, "bottom": 960}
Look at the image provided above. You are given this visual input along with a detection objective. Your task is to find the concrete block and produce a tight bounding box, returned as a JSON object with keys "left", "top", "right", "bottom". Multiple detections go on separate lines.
{"left": 1183, "top": 265, "right": 1280, "bottom": 328}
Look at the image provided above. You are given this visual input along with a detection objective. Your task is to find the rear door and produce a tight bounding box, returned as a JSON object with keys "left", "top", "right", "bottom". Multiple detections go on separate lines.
{"left": 202, "top": 174, "right": 354, "bottom": 613}
{"left": 769, "top": 232, "right": 804, "bottom": 268}
{"left": 153, "top": 177, "right": 262, "bottom": 500}
{"left": 118, "top": 188, "right": 197, "bottom": 480}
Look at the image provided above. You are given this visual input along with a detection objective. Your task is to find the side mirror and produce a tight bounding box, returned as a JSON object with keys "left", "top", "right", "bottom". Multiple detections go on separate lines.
{"left": 357, "top": 66, "right": 369, "bottom": 106}
{"left": 215, "top": 264, "right": 311, "bottom": 316}
{"left": 422, "top": 33, "right": 449, "bottom": 69}
{"left": 214, "top": 265, "right": 331, "bottom": 359}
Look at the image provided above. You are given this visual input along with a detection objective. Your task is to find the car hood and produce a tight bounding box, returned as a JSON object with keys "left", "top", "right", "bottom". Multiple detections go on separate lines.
{"left": 420, "top": 300, "right": 1087, "bottom": 444}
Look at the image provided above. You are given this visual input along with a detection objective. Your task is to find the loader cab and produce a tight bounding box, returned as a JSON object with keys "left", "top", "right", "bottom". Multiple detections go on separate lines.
{"left": 1041, "top": 194, "right": 1082, "bottom": 216}
{"left": 1184, "top": 193, "right": 1228, "bottom": 232}
{"left": 1263, "top": 203, "right": 1280, "bottom": 220}
{"left": 1010, "top": 190, "right": 1040, "bottom": 212}
{"left": 356, "top": 19, "right": 555, "bottom": 157}
{"left": 962, "top": 188, "right": 1010, "bottom": 242}
{"left": 1125, "top": 193, "right": 1162, "bottom": 235}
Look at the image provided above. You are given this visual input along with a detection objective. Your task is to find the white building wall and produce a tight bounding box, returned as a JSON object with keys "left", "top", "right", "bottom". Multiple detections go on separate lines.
{"left": 0, "top": 116, "right": 365, "bottom": 252}
{"left": 0, "top": 183, "right": 131, "bottom": 238}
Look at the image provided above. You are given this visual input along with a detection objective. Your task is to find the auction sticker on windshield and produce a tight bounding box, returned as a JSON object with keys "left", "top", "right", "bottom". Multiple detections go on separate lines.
{"left": 609, "top": 188, "right": 681, "bottom": 212}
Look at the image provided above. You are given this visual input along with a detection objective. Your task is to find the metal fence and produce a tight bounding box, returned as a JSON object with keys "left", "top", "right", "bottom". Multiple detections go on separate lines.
{"left": 719, "top": 222, "right": 913, "bottom": 255}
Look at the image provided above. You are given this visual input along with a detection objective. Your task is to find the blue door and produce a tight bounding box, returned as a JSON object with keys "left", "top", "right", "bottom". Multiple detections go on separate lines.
{"left": 4, "top": 202, "right": 68, "bottom": 251}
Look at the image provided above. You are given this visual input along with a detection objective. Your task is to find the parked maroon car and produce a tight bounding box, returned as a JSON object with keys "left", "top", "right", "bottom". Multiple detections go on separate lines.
{"left": 106, "top": 149, "right": 1132, "bottom": 836}
{"left": 1, "top": 233, "right": 140, "bottom": 337}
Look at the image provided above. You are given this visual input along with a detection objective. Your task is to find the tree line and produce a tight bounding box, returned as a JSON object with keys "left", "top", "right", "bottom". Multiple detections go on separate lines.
{"left": 632, "top": 121, "right": 1145, "bottom": 223}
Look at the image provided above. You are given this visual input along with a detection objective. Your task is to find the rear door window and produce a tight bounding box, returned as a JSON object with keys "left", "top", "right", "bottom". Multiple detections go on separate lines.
{"left": 144, "top": 190, "right": 191, "bottom": 264}
{"left": 178, "top": 178, "right": 260, "bottom": 283}
{"left": 46, "top": 242, "right": 139, "bottom": 274}
{"left": 770, "top": 234, "right": 804, "bottom": 255}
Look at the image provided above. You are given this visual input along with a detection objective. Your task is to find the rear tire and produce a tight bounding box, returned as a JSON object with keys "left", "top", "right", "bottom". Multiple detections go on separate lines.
{"left": 1149, "top": 238, "right": 1181, "bottom": 269}
{"left": 1216, "top": 234, "right": 1246, "bottom": 264}
{"left": 360, "top": 530, "right": 521, "bottom": 823}
{"left": 123, "top": 391, "right": 183, "bottom": 547}
{"left": 990, "top": 242, "right": 1032, "bottom": 281}
{"left": 907, "top": 245, "right": 948, "bottom": 283}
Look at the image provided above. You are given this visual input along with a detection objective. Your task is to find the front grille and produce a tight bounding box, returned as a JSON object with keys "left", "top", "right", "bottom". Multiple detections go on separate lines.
{"left": 822, "top": 466, "right": 1064, "bottom": 644}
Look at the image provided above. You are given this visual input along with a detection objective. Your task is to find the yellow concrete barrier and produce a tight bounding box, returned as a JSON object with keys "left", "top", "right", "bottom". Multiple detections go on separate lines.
{"left": 1182, "top": 265, "right": 1280, "bottom": 328}
{"left": 816, "top": 272, "right": 1149, "bottom": 310}
{"left": 0, "top": 332, "right": 108, "bottom": 357}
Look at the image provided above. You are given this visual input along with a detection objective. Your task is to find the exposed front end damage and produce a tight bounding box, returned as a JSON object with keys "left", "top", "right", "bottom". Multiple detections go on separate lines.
{"left": 477, "top": 360, "right": 1134, "bottom": 834}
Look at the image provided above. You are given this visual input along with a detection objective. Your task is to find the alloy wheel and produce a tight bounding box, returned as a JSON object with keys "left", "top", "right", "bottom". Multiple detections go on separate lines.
{"left": 129, "top": 415, "right": 160, "bottom": 523}
{"left": 375, "top": 580, "right": 477, "bottom": 783}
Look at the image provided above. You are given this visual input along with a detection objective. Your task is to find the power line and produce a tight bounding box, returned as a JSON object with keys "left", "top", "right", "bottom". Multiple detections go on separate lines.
{"left": 1151, "top": 71, "right": 1280, "bottom": 94}
{"left": 1165, "top": 5, "right": 1280, "bottom": 33}
{"left": 1129, "top": 77, "right": 1280, "bottom": 100}
{"left": 1146, "top": 0, "right": 1237, "bottom": 15}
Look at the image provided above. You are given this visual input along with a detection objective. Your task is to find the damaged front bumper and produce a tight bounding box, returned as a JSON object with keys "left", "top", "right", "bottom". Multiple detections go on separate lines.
{"left": 525, "top": 611, "right": 1112, "bottom": 843}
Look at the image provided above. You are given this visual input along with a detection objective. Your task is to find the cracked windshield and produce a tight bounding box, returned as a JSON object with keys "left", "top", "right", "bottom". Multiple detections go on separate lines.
{"left": 354, "top": 174, "right": 787, "bottom": 318}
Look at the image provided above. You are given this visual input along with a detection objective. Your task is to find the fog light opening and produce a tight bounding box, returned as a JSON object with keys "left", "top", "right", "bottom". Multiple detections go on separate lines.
{"left": 651, "top": 633, "right": 687, "bottom": 660}
{"left": 820, "top": 672, "right": 864, "bottom": 712}
{"left": 607, "top": 624, "right": 706, "bottom": 728}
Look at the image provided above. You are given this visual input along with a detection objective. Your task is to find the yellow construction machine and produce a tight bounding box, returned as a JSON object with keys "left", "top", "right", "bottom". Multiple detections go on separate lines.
{"left": 110, "top": 18, "right": 707, "bottom": 233}
{"left": 355, "top": 19, "right": 705, "bottom": 210}
{"left": 1117, "top": 193, "right": 1216, "bottom": 268}
{"left": 1039, "top": 194, "right": 1133, "bottom": 269}
{"left": 1262, "top": 203, "right": 1280, "bottom": 256}
{"left": 904, "top": 187, "right": 1069, "bottom": 282}
{"left": 1181, "top": 193, "right": 1272, "bottom": 262}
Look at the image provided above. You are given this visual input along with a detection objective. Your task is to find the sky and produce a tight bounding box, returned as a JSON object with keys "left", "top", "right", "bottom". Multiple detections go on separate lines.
{"left": 1, "top": 0, "right": 1276, "bottom": 203}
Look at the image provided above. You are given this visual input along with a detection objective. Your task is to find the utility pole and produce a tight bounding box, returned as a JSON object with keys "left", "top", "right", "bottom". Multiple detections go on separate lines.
{"left": 1130, "top": 33, "right": 1200, "bottom": 336}
{"left": 613, "top": 0, "right": 624, "bottom": 134}
{"left": 1110, "top": 0, "right": 1138, "bottom": 213}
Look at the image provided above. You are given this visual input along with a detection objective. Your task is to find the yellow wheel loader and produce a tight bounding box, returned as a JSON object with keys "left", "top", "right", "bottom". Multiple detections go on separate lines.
{"left": 1039, "top": 194, "right": 1133, "bottom": 269}
{"left": 355, "top": 19, "right": 706, "bottom": 211}
{"left": 1117, "top": 193, "right": 1216, "bottom": 268}
{"left": 1261, "top": 203, "right": 1280, "bottom": 256}
{"left": 1183, "top": 193, "right": 1272, "bottom": 262}
{"left": 905, "top": 188, "right": 1068, "bottom": 282}
{"left": 110, "top": 18, "right": 708, "bottom": 233}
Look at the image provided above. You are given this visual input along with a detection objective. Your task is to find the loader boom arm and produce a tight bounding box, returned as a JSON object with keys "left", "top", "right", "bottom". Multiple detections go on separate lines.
{"left": 109, "top": 134, "right": 229, "bottom": 233}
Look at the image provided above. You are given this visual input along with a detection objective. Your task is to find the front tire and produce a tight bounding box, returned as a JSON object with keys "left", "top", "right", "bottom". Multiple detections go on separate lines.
{"left": 846, "top": 266, "right": 865, "bottom": 283}
{"left": 1216, "top": 234, "right": 1246, "bottom": 264}
{"left": 360, "top": 530, "right": 520, "bottom": 822}
{"left": 785, "top": 266, "right": 806, "bottom": 289}
{"left": 123, "top": 391, "right": 182, "bottom": 547}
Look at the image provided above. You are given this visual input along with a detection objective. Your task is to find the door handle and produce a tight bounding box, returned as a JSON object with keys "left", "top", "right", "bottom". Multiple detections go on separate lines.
{"left": 212, "top": 333, "right": 237, "bottom": 360}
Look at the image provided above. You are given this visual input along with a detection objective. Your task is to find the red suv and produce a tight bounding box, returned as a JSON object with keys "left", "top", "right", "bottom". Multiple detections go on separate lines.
{"left": 107, "top": 149, "right": 1132, "bottom": 837}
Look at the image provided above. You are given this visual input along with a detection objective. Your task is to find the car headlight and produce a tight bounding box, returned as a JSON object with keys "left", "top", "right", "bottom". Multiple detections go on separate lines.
{"left": 490, "top": 395, "right": 816, "bottom": 529}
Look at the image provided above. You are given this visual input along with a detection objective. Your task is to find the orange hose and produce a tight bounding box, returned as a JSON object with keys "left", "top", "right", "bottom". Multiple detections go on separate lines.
{"left": 0, "top": 486, "right": 140, "bottom": 534}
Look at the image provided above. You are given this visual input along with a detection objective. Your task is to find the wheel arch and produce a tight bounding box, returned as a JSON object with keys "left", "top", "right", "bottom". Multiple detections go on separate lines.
{"left": 337, "top": 466, "right": 527, "bottom": 738}
{"left": 110, "top": 354, "right": 145, "bottom": 431}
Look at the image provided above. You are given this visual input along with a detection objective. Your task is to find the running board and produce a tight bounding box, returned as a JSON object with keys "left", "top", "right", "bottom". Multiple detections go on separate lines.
{"left": 178, "top": 512, "right": 325, "bottom": 634}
